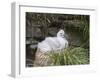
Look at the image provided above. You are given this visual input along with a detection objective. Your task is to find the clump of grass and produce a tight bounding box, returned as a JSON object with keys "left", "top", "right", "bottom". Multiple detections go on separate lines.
{"left": 48, "top": 47, "right": 89, "bottom": 66}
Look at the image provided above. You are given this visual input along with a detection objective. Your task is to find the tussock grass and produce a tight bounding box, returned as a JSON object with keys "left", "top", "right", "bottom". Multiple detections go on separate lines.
{"left": 48, "top": 47, "right": 89, "bottom": 65}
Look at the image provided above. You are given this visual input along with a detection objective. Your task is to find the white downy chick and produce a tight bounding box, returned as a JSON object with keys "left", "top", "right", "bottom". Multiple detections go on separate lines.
{"left": 37, "top": 29, "right": 68, "bottom": 53}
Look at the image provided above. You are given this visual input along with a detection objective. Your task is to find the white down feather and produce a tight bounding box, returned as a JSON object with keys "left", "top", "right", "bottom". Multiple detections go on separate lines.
{"left": 37, "top": 29, "right": 68, "bottom": 53}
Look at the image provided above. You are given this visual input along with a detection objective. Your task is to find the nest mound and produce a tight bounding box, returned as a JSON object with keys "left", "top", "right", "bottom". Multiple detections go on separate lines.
{"left": 34, "top": 47, "right": 89, "bottom": 67}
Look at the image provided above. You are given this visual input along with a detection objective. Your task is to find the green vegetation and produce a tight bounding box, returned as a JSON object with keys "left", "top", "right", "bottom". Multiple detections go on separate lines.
{"left": 49, "top": 47, "right": 89, "bottom": 65}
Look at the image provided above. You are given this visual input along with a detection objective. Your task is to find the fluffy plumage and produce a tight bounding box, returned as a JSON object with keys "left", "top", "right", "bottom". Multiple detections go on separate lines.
{"left": 37, "top": 29, "right": 68, "bottom": 53}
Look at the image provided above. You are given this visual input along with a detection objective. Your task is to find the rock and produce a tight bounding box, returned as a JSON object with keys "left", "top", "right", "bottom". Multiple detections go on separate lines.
{"left": 34, "top": 48, "right": 53, "bottom": 66}
{"left": 33, "top": 27, "right": 42, "bottom": 38}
